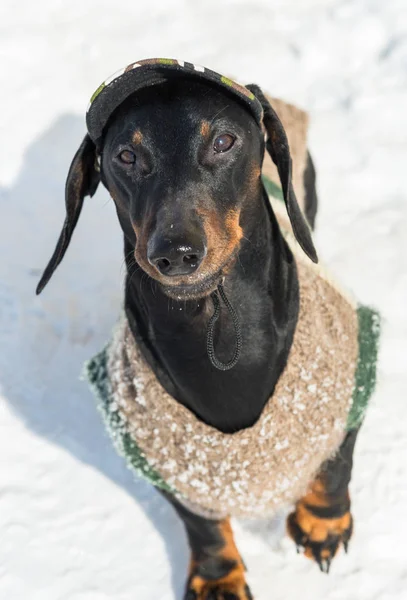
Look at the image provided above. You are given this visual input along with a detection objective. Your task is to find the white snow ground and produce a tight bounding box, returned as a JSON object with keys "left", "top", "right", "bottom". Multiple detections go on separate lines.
{"left": 1, "top": 1, "right": 406, "bottom": 598}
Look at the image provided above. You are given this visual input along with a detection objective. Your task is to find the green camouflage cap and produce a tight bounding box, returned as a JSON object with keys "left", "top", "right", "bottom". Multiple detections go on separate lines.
{"left": 86, "top": 58, "right": 263, "bottom": 146}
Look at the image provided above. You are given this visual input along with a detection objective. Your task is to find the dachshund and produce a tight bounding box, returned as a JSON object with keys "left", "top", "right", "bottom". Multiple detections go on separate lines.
{"left": 37, "top": 65, "right": 362, "bottom": 599}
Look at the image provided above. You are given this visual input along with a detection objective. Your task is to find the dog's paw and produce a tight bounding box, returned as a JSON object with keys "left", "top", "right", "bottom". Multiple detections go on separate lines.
{"left": 184, "top": 558, "right": 253, "bottom": 599}
{"left": 287, "top": 499, "right": 353, "bottom": 573}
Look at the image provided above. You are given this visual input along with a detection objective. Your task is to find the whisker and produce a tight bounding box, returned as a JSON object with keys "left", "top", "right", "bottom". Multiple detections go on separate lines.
{"left": 150, "top": 277, "right": 157, "bottom": 298}
{"left": 210, "top": 105, "right": 230, "bottom": 124}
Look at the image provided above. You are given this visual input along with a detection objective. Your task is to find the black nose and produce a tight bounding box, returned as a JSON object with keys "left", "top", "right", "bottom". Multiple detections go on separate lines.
{"left": 147, "top": 236, "right": 206, "bottom": 277}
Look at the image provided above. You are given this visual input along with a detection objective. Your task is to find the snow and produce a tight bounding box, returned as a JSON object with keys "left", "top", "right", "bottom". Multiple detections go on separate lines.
{"left": 1, "top": 0, "right": 406, "bottom": 598}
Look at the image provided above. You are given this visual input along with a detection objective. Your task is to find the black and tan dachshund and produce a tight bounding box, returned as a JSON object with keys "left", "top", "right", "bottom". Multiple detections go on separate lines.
{"left": 37, "top": 78, "right": 358, "bottom": 599}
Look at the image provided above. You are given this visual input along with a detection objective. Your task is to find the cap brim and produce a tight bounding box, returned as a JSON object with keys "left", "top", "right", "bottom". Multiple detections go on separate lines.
{"left": 86, "top": 58, "right": 263, "bottom": 146}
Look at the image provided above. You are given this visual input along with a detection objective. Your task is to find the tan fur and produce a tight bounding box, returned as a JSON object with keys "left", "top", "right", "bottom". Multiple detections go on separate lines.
{"left": 132, "top": 129, "right": 143, "bottom": 144}
{"left": 195, "top": 205, "right": 242, "bottom": 279}
{"left": 287, "top": 472, "right": 352, "bottom": 563}
{"left": 187, "top": 519, "right": 247, "bottom": 597}
{"left": 200, "top": 119, "right": 210, "bottom": 137}
{"left": 224, "top": 209, "right": 243, "bottom": 256}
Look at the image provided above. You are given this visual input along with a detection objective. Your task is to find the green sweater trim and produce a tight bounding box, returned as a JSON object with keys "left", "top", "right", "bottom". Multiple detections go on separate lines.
{"left": 346, "top": 306, "right": 380, "bottom": 430}
{"left": 84, "top": 348, "right": 175, "bottom": 495}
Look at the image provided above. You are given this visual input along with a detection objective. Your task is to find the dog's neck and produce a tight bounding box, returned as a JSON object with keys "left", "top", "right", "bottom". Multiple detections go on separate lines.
{"left": 124, "top": 188, "right": 299, "bottom": 433}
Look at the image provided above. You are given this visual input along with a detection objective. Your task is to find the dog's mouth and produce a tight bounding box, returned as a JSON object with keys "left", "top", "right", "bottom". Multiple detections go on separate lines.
{"left": 160, "top": 269, "right": 224, "bottom": 300}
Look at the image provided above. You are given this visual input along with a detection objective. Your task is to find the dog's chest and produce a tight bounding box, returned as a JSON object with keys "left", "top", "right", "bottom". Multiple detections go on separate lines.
{"left": 145, "top": 298, "right": 281, "bottom": 432}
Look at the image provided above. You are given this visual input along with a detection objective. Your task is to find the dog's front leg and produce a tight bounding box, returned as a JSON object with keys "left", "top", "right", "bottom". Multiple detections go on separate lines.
{"left": 287, "top": 428, "right": 360, "bottom": 573}
{"left": 162, "top": 492, "right": 253, "bottom": 600}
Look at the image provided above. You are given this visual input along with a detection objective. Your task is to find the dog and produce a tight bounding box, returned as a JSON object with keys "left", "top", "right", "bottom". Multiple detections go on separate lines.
{"left": 36, "top": 59, "right": 379, "bottom": 599}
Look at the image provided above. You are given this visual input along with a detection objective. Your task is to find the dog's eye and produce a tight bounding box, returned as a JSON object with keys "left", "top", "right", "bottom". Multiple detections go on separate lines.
{"left": 119, "top": 150, "right": 136, "bottom": 164}
{"left": 213, "top": 134, "right": 235, "bottom": 153}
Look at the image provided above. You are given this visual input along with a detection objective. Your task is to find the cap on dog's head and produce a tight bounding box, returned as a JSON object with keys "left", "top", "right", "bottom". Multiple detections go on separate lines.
{"left": 86, "top": 58, "right": 264, "bottom": 148}
{"left": 36, "top": 58, "right": 317, "bottom": 296}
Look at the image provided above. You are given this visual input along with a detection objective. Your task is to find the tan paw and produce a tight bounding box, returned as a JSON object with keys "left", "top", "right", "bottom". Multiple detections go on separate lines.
{"left": 287, "top": 494, "right": 353, "bottom": 573}
{"left": 184, "top": 563, "right": 253, "bottom": 599}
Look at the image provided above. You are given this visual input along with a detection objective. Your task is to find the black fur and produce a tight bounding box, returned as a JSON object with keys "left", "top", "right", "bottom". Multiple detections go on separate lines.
{"left": 317, "top": 428, "right": 360, "bottom": 500}
{"left": 246, "top": 84, "right": 318, "bottom": 263}
{"left": 36, "top": 135, "right": 100, "bottom": 294}
{"left": 163, "top": 491, "right": 237, "bottom": 578}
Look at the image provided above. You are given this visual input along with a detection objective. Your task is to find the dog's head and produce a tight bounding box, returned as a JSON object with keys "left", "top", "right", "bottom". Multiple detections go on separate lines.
{"left": 37, "top": 59, "right": 317, "bottom": 299}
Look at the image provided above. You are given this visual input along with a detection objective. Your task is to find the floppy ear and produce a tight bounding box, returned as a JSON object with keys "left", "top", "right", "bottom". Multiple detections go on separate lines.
{"left": 36, "top": 134, "right": 100, "bottom": 294}
{"left": 246, "top": 84, "right": 318, "bottom": 263}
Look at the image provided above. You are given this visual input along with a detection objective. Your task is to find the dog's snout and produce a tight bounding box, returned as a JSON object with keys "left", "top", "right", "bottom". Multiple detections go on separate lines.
{"left": 147, "top": 236, "right": 207, "bottom": 277}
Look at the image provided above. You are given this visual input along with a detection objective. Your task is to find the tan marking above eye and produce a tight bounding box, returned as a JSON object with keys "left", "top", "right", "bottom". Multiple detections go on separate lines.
{"left": 132, "top": 129, "right": 143, "bottom": 145}
{"left": 200, "top": 120, "right": 210, "bottom": 137}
